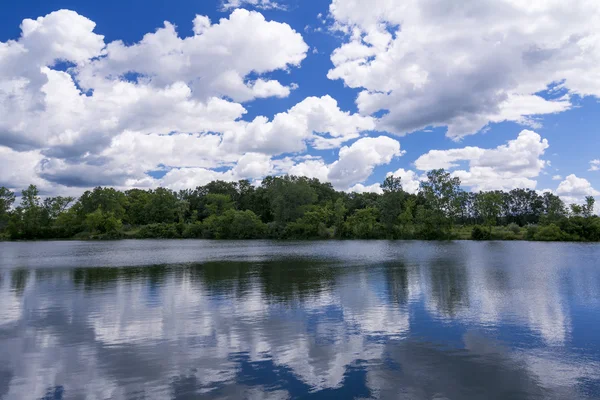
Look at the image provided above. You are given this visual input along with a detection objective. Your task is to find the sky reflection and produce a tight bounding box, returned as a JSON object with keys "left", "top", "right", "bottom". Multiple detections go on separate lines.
{"left": 0, "top": 241, "right": 599, "bottom": 399}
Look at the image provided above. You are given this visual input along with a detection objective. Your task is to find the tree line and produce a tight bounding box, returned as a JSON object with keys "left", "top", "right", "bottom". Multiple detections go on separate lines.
{"left": 0, "top": 169, "right": 598, "bottom": 242}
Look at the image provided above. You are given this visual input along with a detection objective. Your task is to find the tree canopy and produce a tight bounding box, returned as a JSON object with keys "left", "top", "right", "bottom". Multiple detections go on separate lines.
{"left": 0, "top": 170, "right": 598, "bottom": 242}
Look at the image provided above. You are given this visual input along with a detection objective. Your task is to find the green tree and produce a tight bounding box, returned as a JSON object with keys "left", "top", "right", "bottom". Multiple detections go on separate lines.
{"left": 285, "top": 205, "right": 332, "bottom": 239}
{"left": 0, "top": 187, "right": 16, "bottom": 231}
{"left": 474, "top": 191, "right": 503, "bottom": 234}
{"left": 85, "top": 207, "right": 122, "bottom": 234}
{"left": 205, "top": 194, "right": 234, "bottom": 217}
{"left": 78, "top": 187, "right": 127, "bottom": 221}
{"left": 202, "top": 209, "right": 266, "bottom": 239}
{"left": 378, "top": 175, "right": 405, "bottom": 238}
{"left": 223, "top": 210, "right": 267, "bottom": 239}
{"left": 124, "top": 189, "right": 152, "bottom": 225}
{"left": 268, "top": 176, "right": 317, "bottom": 225}
{"left": 42, "top": 196, "right": 74, "bottom": 220}
{"left": 583, "top": 196, "right": 595, "bottom": 218}
{"left": 505, "top": 189, "right": 543, "bottom": 226}
{"left": 145, "top": 187, "right": 180, "bottom": 223}
{"left": 397, "top": 197, "right": 416, "bottom": 238}
{"left": 20, "top": 185, "right": 43, "bottom": 238}
{"left": 332, "top": 198, "right": 347, "bottom": 238}
{"left": 541, "top": 192, "right": 566, "bottom": 224}
{"left": 419, "top": 169, "right": 462, "bottom": 237}
{"left": 345, "top": 207, "right": 381, "bottom": 239}
{"left": 534, "top": 224, "right": 564, "bottom": 241}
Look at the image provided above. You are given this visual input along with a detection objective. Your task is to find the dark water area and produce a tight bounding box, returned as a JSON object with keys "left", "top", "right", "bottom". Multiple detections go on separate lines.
{"left": 0, "top": 240, "right": 599, "bottom": 399}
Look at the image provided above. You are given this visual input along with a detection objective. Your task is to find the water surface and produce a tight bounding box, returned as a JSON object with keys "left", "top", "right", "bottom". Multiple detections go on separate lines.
{"left": 1, "top": 240, "right": 599, "bottom": 399}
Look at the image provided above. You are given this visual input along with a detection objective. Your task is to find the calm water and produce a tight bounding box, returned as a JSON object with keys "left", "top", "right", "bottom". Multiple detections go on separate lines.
{"left": 1, "top": 240, "right": 599, "bottom": 399}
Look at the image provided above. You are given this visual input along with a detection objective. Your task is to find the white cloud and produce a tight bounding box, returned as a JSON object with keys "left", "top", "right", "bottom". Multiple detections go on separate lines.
{"left": 1, "top": 9, "right": 305, "bottom": 158}
{"left": 414, "top": 130, "right": 549, "bottom": 191}
{"left": 0, "top": 146, "right": 45, "bottom": 191}
{"left": 552, "top": 175, "right": 562, "bottom": 181}
{"left": 279, "top": 136, "right": 404, "bottom": 192}
{"left": 232, "top": 152, "right": 273, "bottom": 179}
{"left": 0, "top": 10, "right": 384, "bottom": 192}
{"left": 158, "top": 168, "right": 234, "bottom": 191}
{"left": 556, "top": 174, "right": 600, "bottom": 197}
{"left": 221, "top": 95, "right": 376, "bottom": 155}
{"left": 0, "top": 146, "right": 85, "bottom": 198}
{"left": 347, "top": 183, "right": 383, "bottom": 194}
{"left": 589, "top": 159, "right": 600, "bottom": 171}
{"left": 79, "top": 9, "right": 307, "bottom": 102}
{"left": 287, "top": 159, "right": 331, "bottom": 183}
{"left": 220, "top": 0, "right": 285, "bottom": 11}
{"left": 277, "top": 136, "right": 404, "bottom": 191}
{"left": 328, "top": 136, "right": 403, "bottom": 188}
{"left": 328, "top": 0, "right": 600, "bottom": 139}
{"left": 2, "top": 7, "right": 595, "bottom": 197}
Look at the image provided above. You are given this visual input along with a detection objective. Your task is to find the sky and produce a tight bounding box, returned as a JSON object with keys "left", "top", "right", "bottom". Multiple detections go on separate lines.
{"left": 1, "top": 0, "right": 599, "bottom": 205}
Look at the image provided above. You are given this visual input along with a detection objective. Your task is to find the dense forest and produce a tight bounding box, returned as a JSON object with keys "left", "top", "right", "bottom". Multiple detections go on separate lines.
{"left": 0, "top": 169, "right": 598, "bottom": 242}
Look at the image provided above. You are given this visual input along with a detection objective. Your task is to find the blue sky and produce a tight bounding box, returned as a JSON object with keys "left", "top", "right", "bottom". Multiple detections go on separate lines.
{"left": 0, "top": 0, "right": 599, "bottom": 204}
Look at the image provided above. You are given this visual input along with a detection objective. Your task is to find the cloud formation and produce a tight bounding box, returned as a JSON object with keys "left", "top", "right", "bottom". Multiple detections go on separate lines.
{"left": 415, "top": 130, "right": 549, "bottom": 191}
{"left": 1, "top": 5, "right": 598, "bottom": 197}
{"left": 220, "top": 0, "right": 285, "bottom": 11}
{"left": 328, "top": 0, "right": 600, "bottom": 139}
{"left": 0, "top": 10, "right": 384, "bottom": 193}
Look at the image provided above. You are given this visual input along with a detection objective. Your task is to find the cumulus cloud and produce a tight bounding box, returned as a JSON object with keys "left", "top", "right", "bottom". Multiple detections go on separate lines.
{"left": 2, "top": 6, "right": 595, "bottom": 197}
{"left": 221, "top": 95, "right": 376, "bottom": 155}
{"left": 276, "top": 136, "right": 403, "bottom": 190}
{"left": 347, "top": 183, "right": 383, "bottom": 194}
{"left": 556, "top": 175, "right": 600, "bottom": 197}
{"left": 0, "top": 10, "right": 384, "bottom": 193}
{"left": 328, "top": 136, "right": 403, "bottom": 188}
{"left": 287, "top": 159, "right": 331, "bottom": 183}
{"left": 0, "top": 146, "right": 85, "bottom": 197}
{"left": 327, "top": 0, "right": 600, "bottom": 139}
{"left": 220, "top": 0, "right": 285, "bottom": 11}
{"left": 1, "top": 9, "right": 304, "bottom": 157}
{"left": 414, "top": 130, "right": 549, "bottom": 191}
{"left": 552, "top": 175, "right": 563, "bottom": 181}
{"left": 79, "top": 9, "right": 307, "bottom": 102}
{"left": 589, "top": 159, "right": 600, "bottom": 172}
{"left": 0, "top": 146, "right": 45, "bottom": 190}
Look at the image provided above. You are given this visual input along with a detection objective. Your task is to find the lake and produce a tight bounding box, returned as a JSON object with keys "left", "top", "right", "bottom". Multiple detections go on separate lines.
{"left": 0, "top": 240, "right": 599, "bottom": 399}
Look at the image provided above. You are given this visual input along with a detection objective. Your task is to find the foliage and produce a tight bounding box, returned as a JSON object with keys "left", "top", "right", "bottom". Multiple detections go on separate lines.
{"left": 418, "top": 169, "right": 462, "bottom": 237}
{"left": 0, "top": 187, "right": 16, "bottom": 228}
{"left": 345, "top": 208, "right": 382, "bottom": 239}
{"left": 378, "top": 175, "right": 405, "bottom": 238}
{"left": 507, "top": 223, "right": 521, "bottom": 235}
{"left": 474, "top": 191, "right": 503, "bottom": 231}
{"left": 267, "top": 176, "right": 318, "bottom": 226}
{"left": 85, "top": 208, "right": 123, "bottom": 234}
{"left": 471, "top": 225, "right": 491, "bottom": 240}
{"left": 137, "top": 223, "right": 181, "bottom": 239}
{"left": 202, "top": 210, "right": 266, "bottom": 239}
{"left": 534, "top": 224, "right": 564, "bottom": 241}
{"left": 2, "top": 170, "right": 599, "bottom": 242}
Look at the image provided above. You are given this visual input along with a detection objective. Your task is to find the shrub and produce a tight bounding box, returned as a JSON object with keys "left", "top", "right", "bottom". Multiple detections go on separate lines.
{"left": 182, "top": 222, "right": 204, "bottom": 238}
{"left": 525, "top": 225, "right": 539, "bottom": 240}
{"left": 585, "top": 218, "right": 600, "bottom": 241}
{"left": 202, "top": 210, "right": 267, "bottom": 239}
{"left": 507, "top": 223, "right": 521, "bottom": 235}
{"left": 501, "top": 231, "right": 518, "bottom": 241}
{"left": 137, "top": 223, "right": 181, "bottom": 239}
{"left": 533, "top": 224, "right": 564, "bottom": 241}
{"left": 471, "top": 225, "right": 491, "bottom": 240}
